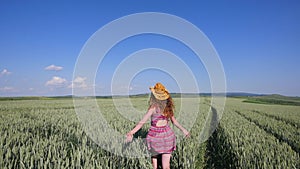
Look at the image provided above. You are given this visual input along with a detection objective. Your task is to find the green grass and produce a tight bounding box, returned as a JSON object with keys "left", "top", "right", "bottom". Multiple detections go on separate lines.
{"left": 243, "top": 94, "right": 300, "bottom": 106}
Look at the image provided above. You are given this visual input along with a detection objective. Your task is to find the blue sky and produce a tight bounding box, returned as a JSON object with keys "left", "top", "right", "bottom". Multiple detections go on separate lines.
{"left": 0, "top": 0, "right": 299, "bottom": 96}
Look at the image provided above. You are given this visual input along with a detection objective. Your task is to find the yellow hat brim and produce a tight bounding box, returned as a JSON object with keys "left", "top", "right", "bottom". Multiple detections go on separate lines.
{"left": 150, "top": 87, "right": 170, "bottom": 100}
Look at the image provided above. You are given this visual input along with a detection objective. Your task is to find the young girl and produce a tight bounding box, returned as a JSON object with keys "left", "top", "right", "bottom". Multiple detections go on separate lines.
{"left": 126, "top": 82, "right": 189, "bottom": 169}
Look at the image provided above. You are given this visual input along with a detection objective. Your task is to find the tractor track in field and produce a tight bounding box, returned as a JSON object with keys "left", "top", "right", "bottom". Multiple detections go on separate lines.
{"left": 235, "top": 110, "right": 300, "bottom": 155}
{"left": 205, "top": 107, "right": 237, "bottom": 169}
{"left": 252, "top": 110, "right": 299, "bottom": 129}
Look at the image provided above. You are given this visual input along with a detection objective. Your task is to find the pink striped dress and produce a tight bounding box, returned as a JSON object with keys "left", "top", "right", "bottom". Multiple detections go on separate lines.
{"left": 146, "top": 106, "right": 176, "bottom": 156}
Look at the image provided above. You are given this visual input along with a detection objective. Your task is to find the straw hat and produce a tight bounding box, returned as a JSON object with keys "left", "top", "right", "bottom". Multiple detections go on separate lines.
{"left": 149, "top": 82, "right": 170, "bottom": 100}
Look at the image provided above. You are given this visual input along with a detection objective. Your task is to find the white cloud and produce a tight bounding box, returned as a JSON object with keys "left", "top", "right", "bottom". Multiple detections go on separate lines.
{"left": 74, "top": 76, "right": 86, "bottom": 84}
{"left": 0, "top": 69, "right": 12, "bottom": 76}
{"left": 68, "top": 76, "right": 88, "bottom": 89}
{"left": 44, "top": 64, "right": 63, "bottom": 71}
{"left": 0, "top": 86, "right": 15, "bottom": 92}
{"left": 45, "top": 76, "right": 67, "bottom": 86}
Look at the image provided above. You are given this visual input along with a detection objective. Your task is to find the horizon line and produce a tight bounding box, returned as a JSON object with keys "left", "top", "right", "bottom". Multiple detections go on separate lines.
{"left": 1, "top": 92, "right": 298, "bottom": 98}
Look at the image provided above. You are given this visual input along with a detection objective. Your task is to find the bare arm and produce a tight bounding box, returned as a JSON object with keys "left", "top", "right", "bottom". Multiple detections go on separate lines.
{"left": 126, "top": 107, "right": 154, "bottom": 142}
{"left": 171, "top": 116, "right": 190, "bottom": 137}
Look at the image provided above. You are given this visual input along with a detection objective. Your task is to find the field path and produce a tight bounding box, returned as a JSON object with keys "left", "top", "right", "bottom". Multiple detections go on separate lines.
{"left": 204, "top": 107, "right": 237, "bottom": 168}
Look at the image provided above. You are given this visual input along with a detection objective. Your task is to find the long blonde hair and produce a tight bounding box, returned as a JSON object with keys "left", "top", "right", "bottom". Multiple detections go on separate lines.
{"left": 149, "top": 93, "right": 174, "bottom": 119}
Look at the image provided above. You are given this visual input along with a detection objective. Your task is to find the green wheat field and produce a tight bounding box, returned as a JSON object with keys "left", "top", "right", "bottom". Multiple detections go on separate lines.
{"left": 0, "top": 95, "right": 299, "bottom": 168}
